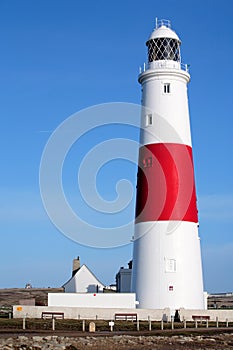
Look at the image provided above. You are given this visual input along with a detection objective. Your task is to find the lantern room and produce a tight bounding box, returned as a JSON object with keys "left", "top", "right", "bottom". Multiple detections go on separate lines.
{"left": 146, "top": 19, "right": 181, "bottom": 63}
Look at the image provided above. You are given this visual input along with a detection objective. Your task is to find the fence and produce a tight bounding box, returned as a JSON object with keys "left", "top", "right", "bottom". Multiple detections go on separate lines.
{"left": 1, "top": 318, "right": 233, "bottom": 333}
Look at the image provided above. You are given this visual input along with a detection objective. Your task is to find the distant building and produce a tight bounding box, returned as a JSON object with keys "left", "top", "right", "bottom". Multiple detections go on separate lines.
{"left": 63, "top": 257, "right": 105, "bottom": 293}
{"left": 116, "top": 261, "right": 132, "bottom": 293}
{"left": 104, "top": 284, "right": 117, "bottom": 292}
{"left": 208, "top": 293, "right": 233, "bottom": 309}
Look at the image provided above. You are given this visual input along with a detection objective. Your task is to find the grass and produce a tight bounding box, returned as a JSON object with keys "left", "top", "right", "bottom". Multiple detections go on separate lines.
{"left": 0, "top": 319, "right": 233, "bottom": 333}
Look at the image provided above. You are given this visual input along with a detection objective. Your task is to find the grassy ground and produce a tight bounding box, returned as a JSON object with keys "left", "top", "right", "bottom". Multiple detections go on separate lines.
{"left": 0, "top": 318, "right": 233, "bottom": 332}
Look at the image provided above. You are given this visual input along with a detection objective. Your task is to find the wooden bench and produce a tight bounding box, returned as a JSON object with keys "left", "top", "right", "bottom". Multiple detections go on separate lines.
{"left": 192, "top": 315, "right": 210, "bottom": 322}
{"left": 115, "top": 313, "right": 137, "bottom": 321}
{"left": 41, "top": 312, "right": 64, "bottom": 319}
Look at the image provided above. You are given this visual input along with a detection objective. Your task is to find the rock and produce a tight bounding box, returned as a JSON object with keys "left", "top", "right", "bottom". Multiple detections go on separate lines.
{"left": 32, "top": 336, "right": 43, "bottom": 342}
{"left": 177, "top": 336, "right": 193, "bottom": 342}
{"left": 65, "top": 346, "right": 78, "bottom": 350}
{"left": 18, "top": 336, "right": 29, "bottom": 342}
{"left": 42, "top": 336, "right": 52, "bottom": 342}
{"left": 65, "top": 345, "right": 78, "bottom": 350}
{"left": 0, "top": 332, "right": 232, "bottom": 350}
{"left": 112, "top": 335, "right": 120, "bottom": 340}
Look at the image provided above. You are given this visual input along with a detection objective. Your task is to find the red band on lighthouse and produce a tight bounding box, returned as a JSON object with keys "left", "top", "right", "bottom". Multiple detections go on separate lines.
{"left": 135, "top": 143, "right": 198, "bottom": 223}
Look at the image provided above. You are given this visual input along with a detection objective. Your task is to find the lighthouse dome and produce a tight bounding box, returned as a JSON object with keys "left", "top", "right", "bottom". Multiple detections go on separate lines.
{"left": 148, "top": 25, "right": 180, "bottom": 42}
{"left": 146, "top": 20, "right": 181, "bottom": 63}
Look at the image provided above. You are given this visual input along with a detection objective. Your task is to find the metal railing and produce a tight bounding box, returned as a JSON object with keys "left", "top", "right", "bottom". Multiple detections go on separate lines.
{"left": 155, "top": 18, "right": 171, "bottom": 29}
{"left": 139, "top": 61, "right": 189, "bottom": 74}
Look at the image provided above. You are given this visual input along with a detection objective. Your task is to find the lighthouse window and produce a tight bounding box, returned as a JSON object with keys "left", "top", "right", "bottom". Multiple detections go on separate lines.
{"left": 146, "top": 114, "right": 153, "bottom": 126}
{"left": 142, "top": 157, "right": 152, "bottom": 168}
{"left": 165, "top": 258, "right": 176, "bottom": 272}
{"left": 164, "top": 83, "right": 170, "bottom": 94}
{"left": 147, "top": 37, "right": 180, "bottom": 62}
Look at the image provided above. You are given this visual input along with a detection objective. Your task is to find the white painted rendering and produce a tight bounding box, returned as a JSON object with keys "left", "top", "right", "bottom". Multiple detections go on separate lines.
{"left": 203, "top": 292, "right": 208, "bottom": 310}
{"left": 149, "top": 24, "right": 180, "bottom": 42}
{"left": 13, "top": 305, "right": 233, "bottom": 322}
{"left": 63, "top": 265, "right": 105, "bottom": 293}
{"left": 132, "top": 221, "right": 204, "bottom": 310}
{"left": 139, "top": 69, "right": 192, "bottom": 147}
{"left": 132, "top": 21, "right": 204, "bottom": 310}
{"left": 48, "top": 293, "right": 136, "bottom": 309}
{"left": 13, "top": 305, "right": 169, "bottom": 320}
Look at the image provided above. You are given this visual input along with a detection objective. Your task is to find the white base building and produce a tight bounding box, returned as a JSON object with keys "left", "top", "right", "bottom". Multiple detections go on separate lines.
{"left": 48, "top": 293, "right": 137, "bottom": 309}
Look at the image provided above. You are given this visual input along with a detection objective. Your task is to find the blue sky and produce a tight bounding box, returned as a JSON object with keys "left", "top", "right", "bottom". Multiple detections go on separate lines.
{"left": 0, "top": 0, "right": 233, "bottom": 293}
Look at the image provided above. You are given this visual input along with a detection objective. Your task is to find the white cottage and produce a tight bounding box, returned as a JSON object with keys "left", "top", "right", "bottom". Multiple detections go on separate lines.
{"left": 63, "top": 258, "right": 105, "bottom": 293}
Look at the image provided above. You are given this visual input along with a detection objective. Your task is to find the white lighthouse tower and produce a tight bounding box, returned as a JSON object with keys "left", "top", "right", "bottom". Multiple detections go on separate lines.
{"left": 131, "top": 19, "right": 204, "bottom": 310}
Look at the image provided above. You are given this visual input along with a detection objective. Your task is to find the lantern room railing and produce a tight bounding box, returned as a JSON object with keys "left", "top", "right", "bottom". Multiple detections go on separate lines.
{"left": 155, "top": 18, "right": 171, "bottom": 29}
{"left": 139, "top": 61, "right": 189, "bottom": 74}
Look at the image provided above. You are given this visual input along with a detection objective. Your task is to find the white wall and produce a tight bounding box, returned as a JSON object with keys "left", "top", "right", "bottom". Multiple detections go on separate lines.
{"left": 13, "top": 305, "right": 170, "bottom": 321}
{"left": 13, "top": 305, "right": 233, "bottom": 322}
{"left": 64, "top": 265, "right": 105, "bottom": 293}
{"left": 132, "top": 222, "right": 204, "bottom": 310}
{"left": 48, "top": 293, "right": 136, "bottom": 309}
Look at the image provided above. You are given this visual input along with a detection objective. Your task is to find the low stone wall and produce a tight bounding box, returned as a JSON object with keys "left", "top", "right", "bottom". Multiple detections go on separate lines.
{"left": 13, "top": 305, "right": 170, "bottom": 321}
{"left": 13, "top": 305, "right": 233, "bottom": 322}
{"left": 179, "top": 308, "right": 233, "bottom": 322}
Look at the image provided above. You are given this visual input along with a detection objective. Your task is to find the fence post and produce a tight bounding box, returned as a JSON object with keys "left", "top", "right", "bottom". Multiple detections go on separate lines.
{"left": 184, "top": 319, "right": 186, "bottom": 329}
{"left": 216, "top": 317, "right": 219, "bottom": 328}
{"left": 82, "top": 320, "right": 85, "bottom": 332}
{"left": 226, "top": 318, "right": 229, "bottom": 328}
{"left": 171, "top": 317, "right": 174, "bottom": 330}
{"left": 137, "top": 319, "right": 140, "bottom": 331}
{"left": 206, "top": 319, "right": 209, "bottom": 328}
{"left": 52, "top": 318, "right": 55, "bottom": 331}
{"left": 148, "top": 316, "right": 151, "bottom": 331}
{"left": 195, "top": 319, "right": 198, "bottom": 328}
{"left": 161, "top": 319, "right": 164, "bottom": 330}
{"left": 23, "top": 317, "right": 26, "bottom": 330}
{"left": 109, "top": 321, "right": 114, "bottom": 332}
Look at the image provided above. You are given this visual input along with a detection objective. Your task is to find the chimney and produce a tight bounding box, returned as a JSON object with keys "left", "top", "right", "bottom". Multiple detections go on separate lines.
{"left": 72, "top": 256, "right": 80, "bottom": 276}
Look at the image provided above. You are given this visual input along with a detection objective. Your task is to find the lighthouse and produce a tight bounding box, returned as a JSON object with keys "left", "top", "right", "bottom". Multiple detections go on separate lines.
{"left": 131, "top": 19, "right": 204, "bottom": 310}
